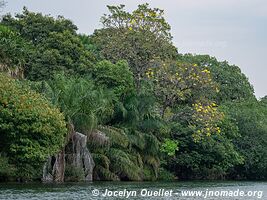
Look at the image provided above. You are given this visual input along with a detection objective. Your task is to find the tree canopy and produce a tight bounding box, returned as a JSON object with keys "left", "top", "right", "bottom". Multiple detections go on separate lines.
{"left": 2, "top": 8, "right": 96, "bottom": 81}
{"left": 91, "top": 4, "right": 177, "bottom": 89}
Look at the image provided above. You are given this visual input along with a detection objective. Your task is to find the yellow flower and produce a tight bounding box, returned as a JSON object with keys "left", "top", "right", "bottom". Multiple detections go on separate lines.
{"left": 202, "top": 69, "right": 211, "bottom": 74}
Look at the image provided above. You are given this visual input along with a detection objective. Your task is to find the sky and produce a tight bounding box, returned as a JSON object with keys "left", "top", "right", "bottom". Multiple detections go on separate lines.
{"left": 2, "top": 0, "right": 267, "bottom": 98}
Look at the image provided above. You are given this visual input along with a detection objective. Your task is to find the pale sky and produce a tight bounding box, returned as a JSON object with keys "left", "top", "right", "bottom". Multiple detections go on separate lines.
{"left": 2, "top": 0, "right": 267, "bottom": 98}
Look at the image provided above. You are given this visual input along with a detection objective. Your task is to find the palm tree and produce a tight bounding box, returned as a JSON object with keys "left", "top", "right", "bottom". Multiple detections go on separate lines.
{"left": 39, "top": 73, "right": 163, "bottom": 181}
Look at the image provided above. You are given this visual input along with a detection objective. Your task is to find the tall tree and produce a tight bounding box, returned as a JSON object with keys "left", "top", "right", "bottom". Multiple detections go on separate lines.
{"left": 91, "top": 4, "right": 177, "bottom": 89}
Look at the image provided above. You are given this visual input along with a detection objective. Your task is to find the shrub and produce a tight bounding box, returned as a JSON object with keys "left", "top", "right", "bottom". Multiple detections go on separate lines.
{"left": 0, "top": 73, "right": 67, "bottom": 179}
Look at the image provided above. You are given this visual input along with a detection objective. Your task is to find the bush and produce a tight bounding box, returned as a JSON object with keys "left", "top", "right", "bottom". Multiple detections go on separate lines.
{"left": 0, "top": 73, "right": 67, "bottom": 179}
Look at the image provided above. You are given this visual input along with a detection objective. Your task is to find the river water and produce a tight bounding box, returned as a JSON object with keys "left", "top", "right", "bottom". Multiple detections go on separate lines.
{"left": 0, "top": 181, "right": 266, "bottom": 200}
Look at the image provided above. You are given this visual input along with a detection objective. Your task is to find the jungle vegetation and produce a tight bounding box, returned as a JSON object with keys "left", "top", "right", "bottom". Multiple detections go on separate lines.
{"left": 0, "top": 4, "right": 266, "bottom": 181}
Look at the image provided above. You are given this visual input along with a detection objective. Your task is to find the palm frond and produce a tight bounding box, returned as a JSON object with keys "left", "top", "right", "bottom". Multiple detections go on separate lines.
{"left": 108, "top": 148, "right": 142, "bottom": 181}
{"left": 143, "top": 133, "right": 160, "bottom": 156}
{"left": 92, "top": 153, "right": 110, "bottom": 169}
{"left": 88, "top": 130, "right": 109, "bottom": 147}
{"left": 98, "top": 125, "right": 129, "bottom": 148}
{"left": 143, "top": 155, "right": 160, "bottom": 177}
{"left": 127, "top": 130, "right": 146, "bottom": 150}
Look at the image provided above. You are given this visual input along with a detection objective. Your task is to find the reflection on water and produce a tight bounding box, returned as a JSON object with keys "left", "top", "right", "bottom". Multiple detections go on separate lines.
{"left": 0, "top": 181, "right": 266, "bottom": 200}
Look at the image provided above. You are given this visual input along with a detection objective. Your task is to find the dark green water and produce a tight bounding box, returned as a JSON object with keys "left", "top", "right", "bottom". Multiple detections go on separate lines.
{"left": 0, "top": 181, "right": 266, "bottom": 200}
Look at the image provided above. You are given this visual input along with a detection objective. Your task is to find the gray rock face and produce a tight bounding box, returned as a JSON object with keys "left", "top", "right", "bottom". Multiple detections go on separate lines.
{"left": 42, "top": 132, "right": 95, "bottom": 182}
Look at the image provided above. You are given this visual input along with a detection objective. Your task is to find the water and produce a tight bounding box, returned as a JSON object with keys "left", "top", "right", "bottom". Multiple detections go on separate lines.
{"left": 0, "top": 181, "right": 266, "bottom": 200}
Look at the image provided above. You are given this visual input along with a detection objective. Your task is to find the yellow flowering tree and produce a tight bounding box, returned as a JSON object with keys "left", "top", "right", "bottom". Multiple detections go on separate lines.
{"left": 145, "top": 60, "right": 224, "bottom": 141}
{"left": 146, "top": 60, "right": 218, "bottom": 116}
{"left": 92, "top": 4, "right": 177, "bottom": 90}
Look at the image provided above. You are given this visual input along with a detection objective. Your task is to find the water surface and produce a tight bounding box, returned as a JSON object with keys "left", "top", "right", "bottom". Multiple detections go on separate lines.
{"left": 0, "top": 181, "right": 266, "bottom": 199}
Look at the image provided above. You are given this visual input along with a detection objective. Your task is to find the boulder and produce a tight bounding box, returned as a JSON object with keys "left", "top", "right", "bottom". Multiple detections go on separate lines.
{"left": 42, "top": 132, "right": 95, "bottom": 182}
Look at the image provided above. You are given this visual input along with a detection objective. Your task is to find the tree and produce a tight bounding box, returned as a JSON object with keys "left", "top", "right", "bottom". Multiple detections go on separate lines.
{"left": 32, "top": 73, "right": 115, "bottom": 134}
{"left": 1, "top": 8, "right": 96, "bottom": 81}
{"left": 146, "top": 60, "right": 223, "bottom": 141}
{"left": 92, "top": 60, "right": 134, "bottom": 97}
{"left": 0, "top": 4, "right": 264, "bottom": 182}
{"left": 91, "top": 4, "right": 177, "bottom": 89}
{"left": 90, "top": 85, "right": 163, "bottom": 181}
{"left": 2, "top": 7, "right": 77, "bottom": 44}
{"left": 146, "top": 60, "right": 218, "bottom": 114}
{"left": 0, "top": 73, "right": 67, "bottom": 179}
{"left": 25, "top": 30, "right": 95, "bottom": 80}
{"left": 177, "top": 54, "right": 255, "bottom": 103}
{"left": 33, "top": 73, "right": 162, "bottom": 181}
{"left": 166, "top": 105, "right": 243, "bottom": 179}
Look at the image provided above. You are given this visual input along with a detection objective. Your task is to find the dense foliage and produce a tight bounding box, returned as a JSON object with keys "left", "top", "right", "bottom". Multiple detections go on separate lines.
{"left": 0, "top": 25, "right": 30, "bottom": 78}
{"left": 0, "top": 73, "right": 67, "bottom": 180}
{"left": 2, "top": 7, "right": 96, "bottom": 80}
{"left": 0, "top": 4, "right": 266, "bottom": 182}
{"left": 227, "top": 99, "right": 267, "bottom": 179}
